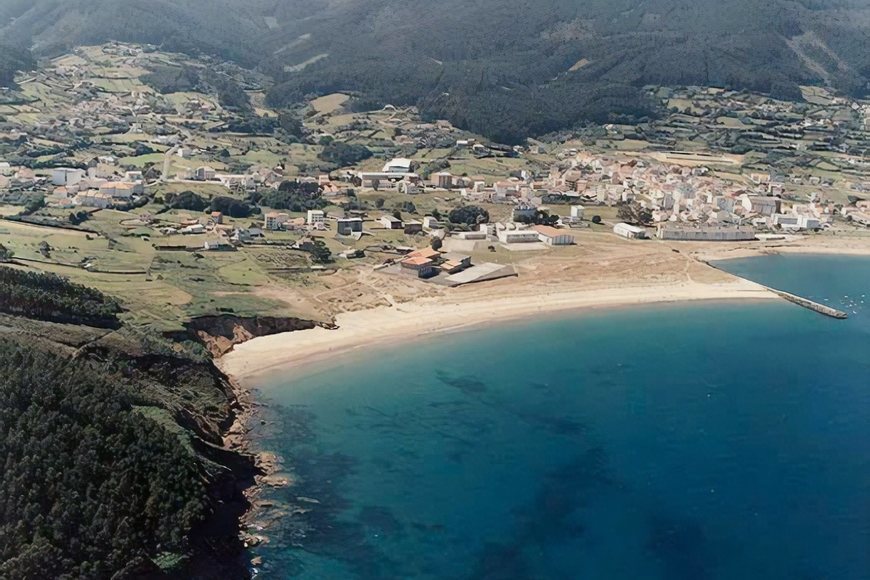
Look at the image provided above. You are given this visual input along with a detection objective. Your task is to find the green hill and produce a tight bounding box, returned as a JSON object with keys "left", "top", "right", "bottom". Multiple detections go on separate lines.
{"left": 1, "top": 0, "right": 868, "bottom": 142}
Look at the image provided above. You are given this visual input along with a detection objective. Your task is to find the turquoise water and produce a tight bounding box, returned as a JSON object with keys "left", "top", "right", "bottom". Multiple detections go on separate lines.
{"left": 250, "top": 255, "right": 870, "bottom": 579}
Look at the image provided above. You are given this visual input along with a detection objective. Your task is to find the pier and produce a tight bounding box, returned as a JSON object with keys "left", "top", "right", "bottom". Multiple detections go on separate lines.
{"left": 768, "top": 288, "right": 849, "bottom": 320}
{"left": 701, "top": 259, "right": 848, "bottom": 320}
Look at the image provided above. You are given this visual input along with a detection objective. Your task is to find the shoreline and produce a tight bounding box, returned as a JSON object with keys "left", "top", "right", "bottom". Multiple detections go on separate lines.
{"left": 215, "top": 246, "right": 870, "bottom": 567}
{"left": 219, "top": 279, "right": 777, "bottom": 387}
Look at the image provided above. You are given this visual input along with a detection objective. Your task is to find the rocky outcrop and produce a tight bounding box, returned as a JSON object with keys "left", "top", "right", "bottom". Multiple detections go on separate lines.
{"left": 171, "top": 314, "right": 327, "bottom": 358}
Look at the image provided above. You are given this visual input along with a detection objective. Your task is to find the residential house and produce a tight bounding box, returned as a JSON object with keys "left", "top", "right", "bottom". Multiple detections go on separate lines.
{"left": 432, "top": 172, "right": 454, "bottom": 189}
{"left": 422, "top": 216, "right": 442, "bottom": 230}
{"left": 52, "top": 167, "right": 85, "bottom": 186}
{"left": 380, "top": 215, "right": 404, "bottom": 229}
{"left": 264, "top": 212, "right": 290, "bottom": 231}
{"left": 74, "top": 190, "right": 112, "bottom": 209}
{"left": 404, "top": 220, "right": 423, "bottom": 235}
{"left": 336, "top": 217, "right": 363, "bottom": 236}
{"left": 307, "top": 210, "right": 326, "bottom": 227}
{"left": 613, "top": 223, "right": 648, "bottom": 239}
{"left": 534, "top": 226, "right": 575, "bottom": 246}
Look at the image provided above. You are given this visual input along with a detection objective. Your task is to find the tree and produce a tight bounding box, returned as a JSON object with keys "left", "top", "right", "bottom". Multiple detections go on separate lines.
{"left": 0, "top": 244, "right": 13, "bottom": 262}
{"left": 209, "top": 196, "right": 253, "bottom": 218}
{"left": 318, "top": 141, "right": 372, "bottom": 166}
{"left": 591, "top": 215, "right": 602, "bottom": 224}
{"left": 165, "top": 191, "right": 208, "bottom": 211}
{"left": 38, "top": 241, "right": 51, "bottom": 258}
{"left": 448, "top": 205, "right": 490, "bottom": 225}
{"left": 430, "top": 237, "right": 443, "bottom": 251}
{"left": 617, "top": 203, "right": 653, "bottom": 226}
{"left": 278, "top": 111, "right": 304, "bottom": 138}
{"left": 299, "top": 239, "right": 333, "bottom": 264}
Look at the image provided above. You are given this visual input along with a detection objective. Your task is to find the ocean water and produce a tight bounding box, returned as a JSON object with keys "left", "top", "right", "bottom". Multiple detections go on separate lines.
{"left": 250, "top": 255, "right": 870, "bottom": 579}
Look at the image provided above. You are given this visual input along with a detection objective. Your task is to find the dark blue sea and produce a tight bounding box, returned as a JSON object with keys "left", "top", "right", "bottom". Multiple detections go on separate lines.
{"left": 249, "top": 255, "right": 870, "bottom": 579}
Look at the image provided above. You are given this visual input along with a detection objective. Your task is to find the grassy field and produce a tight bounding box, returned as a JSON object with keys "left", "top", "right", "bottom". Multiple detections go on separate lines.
{"left": 0, "top": 212, "right": 323, "bottom": 330}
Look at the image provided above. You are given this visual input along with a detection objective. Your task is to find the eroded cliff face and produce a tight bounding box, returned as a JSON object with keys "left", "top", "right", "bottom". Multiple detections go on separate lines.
{"left": 174, "top": 314, "right": 325, "bottom": 358}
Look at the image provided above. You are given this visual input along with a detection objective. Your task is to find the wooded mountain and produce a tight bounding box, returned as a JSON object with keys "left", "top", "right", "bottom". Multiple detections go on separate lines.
{"left": 1, "top": 0, "right": 868, "bottom": 142}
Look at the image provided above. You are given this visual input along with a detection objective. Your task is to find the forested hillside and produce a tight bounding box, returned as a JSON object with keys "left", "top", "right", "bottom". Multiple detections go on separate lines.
{"left": 0, "top": 267, "right": 121, "bottom": 327}
{"left": 0, "top": 0, "right": 868, "bottom": 141}
{"left": 0, "top": 340, "right": 206, "bottom": 578}
{"left": 0, "top": 42, "right": 33, "bottom": 86}
{"left": 0, "top": 268, "right": 253, "bottom": 578}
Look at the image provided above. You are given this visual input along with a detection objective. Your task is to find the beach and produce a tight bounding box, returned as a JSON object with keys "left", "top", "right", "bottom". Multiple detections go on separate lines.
{"left": 220, "top": 235, "right": 870, "bottom": 384}
{"left": 220, "top": 277, "right": 775, "bottom": 384}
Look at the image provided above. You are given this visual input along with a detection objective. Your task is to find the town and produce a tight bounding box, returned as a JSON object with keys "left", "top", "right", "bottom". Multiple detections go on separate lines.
{"left": 1, "top": 42, "right": 869, "bottom": 329}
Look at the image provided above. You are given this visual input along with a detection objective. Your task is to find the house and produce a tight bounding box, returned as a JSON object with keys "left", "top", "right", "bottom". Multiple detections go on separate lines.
{"left": 100, "top": 182, "right": 137, "bottom": 199}
{"left": 440, "top": 252, "right": 472, "bottom": 274}
{"left": 380, "top": 215, "right": 404, "bottom": 229}
{"left": 497, "top": 227, "right": 540, "bottom": 244}
{"left": 398, "top": 181, "right": 423, "bottom": 195}
{"left": 357, "top": 171, "right": 420, "bottom": 190}
{"left": 52, "top": 168, "right": 85, "bottom": 186}
{"left": 613, "top": 223, "right": 648, "bottom": 239}
{"left": 307, "top": 210, "right": 326, "bottom": 226}
{"left": 401, "top": 255, "right": 435, "bottom": 271}
{"left": 569, "top": 205, "right": 585, "bottom": 222}
{"left": 180, "top": 223, "right": 206, "bottom": 235}
{"left": 264, "top": 212, "right": 290, "bottom": 231}
{"left": 772, "top": 214, "right": 821, "bottom": 231}
{"left": 405, "top": 247, "right": 441, "bottom": 262}
{"left": 404, "top": 220, "right": 423, "bottom": 235}
{"left": 383, "top": 158, "right": 414, "bottom": 174}
{"left": 422, "top": 216, "right": 442, "bottom": 230}
{"left": 741, "top": 195, "right": 781, "bottom": 217}
{"left": 432, "top": 172, "right": 454, "bottom": 189}
{"left": 511, "top": 203, "right": 538, "bottom": 222}
{"left": 336, "top": 217, "right": 364, "bottom": 236}
{"left": 494, "top": 181, "right": 520, "bottom": 199}
{"left": 211, "top": 211, "right": 223, "bottom": 224}
{"left": 203, "top": 238, "right": 232, "bottom": 251}
{"left": 74, "top": 190, "right": 112, "bottom": 209}
{"left": 533, "top": 225, "right": 575, "bottom": 246}
{"left": 193, "top": 166, "right": 216, "bottom": 181}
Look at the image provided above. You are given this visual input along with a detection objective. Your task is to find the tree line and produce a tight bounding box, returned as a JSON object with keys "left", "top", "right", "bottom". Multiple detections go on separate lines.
{"left": 0, "top": 267, "right": 121, "bottom": 328}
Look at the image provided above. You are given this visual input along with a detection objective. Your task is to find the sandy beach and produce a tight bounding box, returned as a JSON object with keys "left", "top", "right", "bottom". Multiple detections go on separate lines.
{"left": 219, "top": 235, "right": 870, "bottom": 386}
{"left": 220, "top": 278, "right": 776, "bottom": 385}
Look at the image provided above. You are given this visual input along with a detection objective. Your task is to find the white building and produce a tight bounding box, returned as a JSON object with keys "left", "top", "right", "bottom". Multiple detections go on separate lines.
{"left": 379, "top": 215, "right": 404, "bottom": 229}
{"left": 422, "top": 216, "right": 442, "bottom": 230}
{"left": 497, "top": 227, "right": 541, "bottom": 244}
{"left": 192, "top": 166, "right": 216, "bottom": 181}
{"left": 657, "top": 225, "right": 756, "bottom": 241}
{"left": 264, "top": 212, "right": 290, "bottom": 231}
{"left": 307, "top": 210, "right": 326, "bottom": 226}
{"left": 569, "top": 205, "right": 585, "bottom": 222}
{"left": 613, "top": 223, "right": 648, "bottom": 239}
{"left": 99, "top": 181, "right": 139, "bottom": 199}
{"left": 432, "top": 172, "right": 453, "bottom": 189}
{"left": 52, "top": 168, "right": 85, "bottom": 187}
{"left": 180, "top": 223, "right": 206, "bottom": 235}
{"left": 73, "top": 190, "right": 112, "bottom": 209}
{"left": 383, "top": 158, "right": 413, "bottom": 174}
{"left": 534, "top": 226, "right": 575, "bottom": 246}
{"left": 772, "top": 214, "right": 821, "bottom": 231}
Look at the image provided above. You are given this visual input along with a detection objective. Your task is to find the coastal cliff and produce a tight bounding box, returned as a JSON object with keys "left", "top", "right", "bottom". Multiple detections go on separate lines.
{"left": 0, "top": 298, "right": 320, "bottom": 578}
{"left": 170, "top": 314, "right": 325, "bottom": 357}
